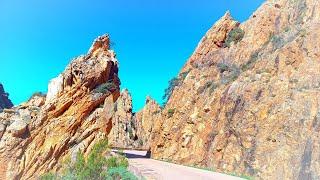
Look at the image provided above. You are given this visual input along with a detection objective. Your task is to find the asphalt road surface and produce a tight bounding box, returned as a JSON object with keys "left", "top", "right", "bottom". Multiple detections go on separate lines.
{"left": 111, "top": 149, "right": 244, "bottom": 180}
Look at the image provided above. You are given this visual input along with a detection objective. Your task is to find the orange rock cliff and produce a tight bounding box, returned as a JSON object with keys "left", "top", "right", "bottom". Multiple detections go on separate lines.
{"left": 0, "top": 34, "right": 120, "bottom": 179}
{"left": 150, "top": 0, "right": 320, "bottom": 179}
{"left": 1, "top": 0, "right": 320, "bottom": 179}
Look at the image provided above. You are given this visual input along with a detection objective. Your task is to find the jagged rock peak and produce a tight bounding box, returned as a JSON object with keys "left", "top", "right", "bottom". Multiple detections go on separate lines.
{"left": 0, "top": 83, "right": 13, "bottom": 111}
{"left": 88, "top": 34, "right": 113, "bottom": 56}
{"left": 144, "top": 95, "right": 159, "bottom": 106}
{"left": 117, "top": 89, "right": 133, "bottom": 113}
{"left": 45, "top": 33, "right": 119, "bottom": 104}
{"left": 188, "top": 11, "right": 239, "bottom": 65}
{"left": 0, "top": 34, "right": 121, "bottom": 179}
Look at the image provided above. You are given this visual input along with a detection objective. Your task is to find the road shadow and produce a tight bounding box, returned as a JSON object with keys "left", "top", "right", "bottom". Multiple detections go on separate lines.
{"left": 112, "top": 150, "right": 151, "bottom": 159}
{"left": 124, "top": 152, "right": 148, "bottom": 159}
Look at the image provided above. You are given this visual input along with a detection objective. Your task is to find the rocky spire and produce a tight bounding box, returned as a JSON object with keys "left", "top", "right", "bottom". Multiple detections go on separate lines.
{"left": 0, "top": 83, "right": 13, "bottom": 111}
{"left": 0, "top": 34, "right": 121, "bottom": 179}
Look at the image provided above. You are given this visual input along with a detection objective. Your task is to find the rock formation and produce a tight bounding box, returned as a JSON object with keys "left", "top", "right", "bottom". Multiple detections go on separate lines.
{"left": 0, "top": 34, "right": 120, "bottom": 179}
{"left": 0, "top": 83, "right": 13, "bottom": 111}
{"left": 151, "top": 0, "right": 320, "bottom": 179}
{"left": 108, "top": 89, "right": 138, "bottom": 148}
{"left": 108, "top": 89, "right": 161, "bottom": 149}
{"left": 135, "top": 96, "right": 161, "bottom": 149}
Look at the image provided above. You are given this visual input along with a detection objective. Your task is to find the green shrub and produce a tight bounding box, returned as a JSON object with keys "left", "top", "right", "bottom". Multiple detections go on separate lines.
{"left": 106, "top": 156, "right": 118, "bottom": 169}
{"left": 197, "top": 81, "right": 217, "bottom": 94}
{"left": 224, "top": 27, "right": 245, "bottom": 48}
{"left": 220, "top": 65, "right": 240, "bottom": 85}
{"left": 241, "top": 51, "right": 259, "bottom": 72}
{"left": 40, "top": 172, "right": 56, "bottom": 180}
{"left": 93, "top": 81, "right": 117, "bottom": 94}
{"left": 180, "top": 69, "right": 191, "bottom": 80}
{"left": 162, "top": 77, "right": 181, "bottom": 104}
{"left": 270, "top": 35, "right": 284, "bottom": 50}
{"left": 138, "top": 139, "right": 144, "bottom": 146}
{"left": 40, "top": 139, "right": 135, "bottom": 180}
{"left": 107, "top": 167, "right": 137, "bottom": 180}
{"left": 106, "top": 156, "right": 129, "bottom": 169}
{"left": 118, "top": 156, "right": 129, "bottom": 168}
{"left": 217, "top": 63, "right": 230, "bottom": 73}
{"left": 162, "top": 70, "right": 191, "bottom": 105}
{"left": 167, "top": 108, "right": 175, "bottom": 118}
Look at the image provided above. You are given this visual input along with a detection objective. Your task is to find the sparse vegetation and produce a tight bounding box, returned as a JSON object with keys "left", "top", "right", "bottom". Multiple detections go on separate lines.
{"left": 217, "top": 63, "right": 230, "bottom": 73}
{"left": 40, "top": 139, "right": 136, "bottom": 180}
{"left": 162, "top": 77, "right": 181, "bottom": 105}
{"left": 167, "top": 108, "right": 175, "bottom": 118}
{"left": 220, "top": 64, "right": 240, "bottom": 85}
{"left": 127, "top": 127, "right": 134, "bottom": 139}
{"left": 138, "top": 139, "right": 144, "bottom": 146}
{"left": 224, "top": 27, "right": 245, "bottom": 48}
{"left": 162, "top": 70, "right": 191, "bottom": 105}
{"left": 107, "top": 167, "right": 137, "bottom": 180}
{"left": 241, "top": 51, "right": 259, "bottom": 72}
{"left": 270, "top": 34, "right": 284, "bottom": 50}
{"left": 227, "top": 172, "right": 254, "bottom": 180}
{"left": 180, "top": 69, "right": 191, "bottom": 80}
{"left": 93, "top": 81, "right": 117, "bottom": 94}
{"left": 197, "top": 81, "right": 218, "bottom": 95}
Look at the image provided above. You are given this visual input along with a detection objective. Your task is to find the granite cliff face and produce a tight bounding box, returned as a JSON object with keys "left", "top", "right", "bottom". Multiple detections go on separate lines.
{"left": 151, "top": 0, "right": 320, "bottom": 179}
{"left": 0, "top": 34, "right": 120, "bottom": 179}
{"left": 0, "top": 84, "right": 13, "bottom": 111}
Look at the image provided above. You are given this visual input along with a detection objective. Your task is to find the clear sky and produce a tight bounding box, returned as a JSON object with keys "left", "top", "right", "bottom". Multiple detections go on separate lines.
{"left": 0, "top": 0, "right": 264, "bottom": 111}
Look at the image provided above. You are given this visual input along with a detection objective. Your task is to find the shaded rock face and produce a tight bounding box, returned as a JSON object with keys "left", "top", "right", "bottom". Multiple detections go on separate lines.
{"left": 135, "top": 96, "right": 161, "bottom": 149}
{"left": 108, "top": 89, "right": 137, "bottom": 148}
{"left": 108, "top": 90, "right": 161, "bottom": 149}
{"left": 151, "top": 0, "right": 320, "bottom": 179}
{"left": 0, "top": 34, "right": 120, "bottom": 179}
{"left": 0, "top": 84, "right": 13, "bottom": 111}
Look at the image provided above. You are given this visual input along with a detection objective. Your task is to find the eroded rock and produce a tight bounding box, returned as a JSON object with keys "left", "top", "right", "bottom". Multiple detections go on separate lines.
{"left": 0, "top": 34, "right": 120, "bottom": 179}
{"left": 0, "top": 84, "right": 13, "bottom": 112}
{"left": 150, "top": 0, "right": 320, "bottom": 179}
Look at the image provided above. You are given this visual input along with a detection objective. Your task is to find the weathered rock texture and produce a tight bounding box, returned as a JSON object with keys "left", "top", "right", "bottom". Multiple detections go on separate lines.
{"left": 108, "top": 89, "right": 138, "bottom": 148}
{"left": 151, "top": 0, "right": 320, "bottom": 179}
{"left": 108, "top": 90, "right": 161, "bottom": 149}
{"left": 0, "top": 84, "right": 13, "bottom": 111}
{"left": 0, "top": 34, "right": 120, "bottom": 179}
{"left": 135, "top": 96, "right": 161, "bottom": 149}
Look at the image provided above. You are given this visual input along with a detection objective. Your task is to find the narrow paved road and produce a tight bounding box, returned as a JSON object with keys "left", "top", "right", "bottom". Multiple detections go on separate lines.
{"left": 112, "top": 149, "right": 244, "bottom": 180}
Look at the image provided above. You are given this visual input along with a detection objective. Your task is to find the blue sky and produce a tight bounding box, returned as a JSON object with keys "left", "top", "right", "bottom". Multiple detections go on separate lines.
{"left": 0, "top": 0, "right": 264, "bottom": 111}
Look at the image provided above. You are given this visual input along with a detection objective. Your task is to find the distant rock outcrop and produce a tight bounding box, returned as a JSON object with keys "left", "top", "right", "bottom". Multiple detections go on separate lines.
{"left": 0, "top": 84, "right": 13, "bottom": 111}
{"left": 108, "top": 89, "right": 161, "bottom": 150}
{"left": 150, "top": 0, "right": 320, "bottom": 179}
{"left": 0, "top": 34, "right": 120, "bottom": 179}
{"left": 108, "top": 89, "right": 138, "bottom": 148}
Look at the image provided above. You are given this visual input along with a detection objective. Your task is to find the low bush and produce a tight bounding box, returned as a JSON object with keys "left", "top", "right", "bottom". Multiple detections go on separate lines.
{"left": 217, "top": 63, "right": 230, "bottom": 73}
{"left": 241, "top": 51, "right": 259, "bottom": 72}
{"left": 138, "top": 139, "right": 144, "bottom": 146}
{"left": 40, "top": 139, "right": 136, "bottom": 180}
{"left": 224, "top": 27, "right": 245, "bottom": 48}
{"left": 107, "top": 167, "right": 137, "bottom": 180}
{"left": 162, "top": 77, "right": 181, "bottom": 105}
{"left": 220, "top": 64, "right": 240, "bottom": 85}
{"left": 93, "top": 81, "right": 117, "bottom": 94}
{"left": 167, "top": 108, "right": 175, "bottom": 118}
{"left": 162, "top": 70, "right": 191, "bottom": 105}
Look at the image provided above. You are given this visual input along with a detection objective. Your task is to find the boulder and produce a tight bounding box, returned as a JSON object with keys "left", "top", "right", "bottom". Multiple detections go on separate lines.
{"left": 7, "top": 120, "right": 28, "bottom": 137}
